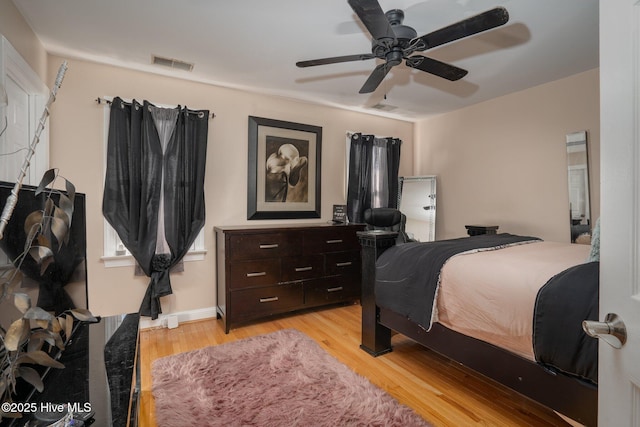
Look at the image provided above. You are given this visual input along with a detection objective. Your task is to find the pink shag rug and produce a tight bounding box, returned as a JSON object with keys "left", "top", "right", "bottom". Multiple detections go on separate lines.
{"left": 151, "top": 328, "right": 431, "bottom": 427}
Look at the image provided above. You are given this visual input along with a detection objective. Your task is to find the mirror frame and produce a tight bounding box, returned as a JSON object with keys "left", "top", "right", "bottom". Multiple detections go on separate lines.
{"left": 398, "top": 175, "right": 437, "bottom": 242}
{"left": 566, "top": 130, "right": 592, "bottom": 243}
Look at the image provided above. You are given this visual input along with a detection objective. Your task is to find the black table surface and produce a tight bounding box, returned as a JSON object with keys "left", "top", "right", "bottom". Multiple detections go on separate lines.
{"left": 1, "top": 313, "right": 139, "bottom": 427}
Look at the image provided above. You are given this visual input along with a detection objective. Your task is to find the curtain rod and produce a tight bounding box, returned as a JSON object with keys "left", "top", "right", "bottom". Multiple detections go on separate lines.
{"left": 95, "top": 97, "right": 215, "bottom": 119}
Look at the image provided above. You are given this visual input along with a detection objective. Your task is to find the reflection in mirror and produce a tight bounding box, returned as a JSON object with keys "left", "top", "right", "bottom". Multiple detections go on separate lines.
{"left": 566, "top": 131, "right": 591, "bottom": 244}
{"left": 398, "top": 176, "right": 436, "bottom": 242}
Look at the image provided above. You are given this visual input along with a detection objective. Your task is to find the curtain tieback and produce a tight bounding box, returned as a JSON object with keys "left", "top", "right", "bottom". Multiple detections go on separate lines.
{"left": 139, "top": 254, "right": 174, "bottom": 319}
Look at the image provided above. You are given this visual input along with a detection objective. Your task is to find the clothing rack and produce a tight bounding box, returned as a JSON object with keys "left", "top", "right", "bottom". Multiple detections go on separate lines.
{"left": 95, "top": 97, "right": 215, "bottom": 119}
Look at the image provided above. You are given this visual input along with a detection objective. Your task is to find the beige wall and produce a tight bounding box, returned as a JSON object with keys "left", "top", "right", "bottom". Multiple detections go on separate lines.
{"left": 45, "top": 56, "right": 414, "bottom": 317}
{"left": 414, "top": 69, "right": 600, "bottom": 242}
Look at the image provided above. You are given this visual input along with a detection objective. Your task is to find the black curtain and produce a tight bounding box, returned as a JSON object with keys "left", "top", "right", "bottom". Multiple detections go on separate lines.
{"left": 102, "top": 97, "right": 208, "bottom": 319}
{"left": 346, "top": 133, "right": 402, "bottom": 223}
{"left": 346, "top": 133, "right": 372, "bottom": 224}
{"left": 385, "top": 138, "right": 402, "bottom": 208}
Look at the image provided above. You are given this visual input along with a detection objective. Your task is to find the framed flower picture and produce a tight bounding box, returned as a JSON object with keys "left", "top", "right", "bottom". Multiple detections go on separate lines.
{"left": 247, "top": 116, "right": 322, "bottom": 220}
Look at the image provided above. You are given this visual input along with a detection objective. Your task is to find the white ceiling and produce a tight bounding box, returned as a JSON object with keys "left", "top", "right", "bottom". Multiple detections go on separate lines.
{"left": 12, "top": 0, "right": 599, "bottom": 122}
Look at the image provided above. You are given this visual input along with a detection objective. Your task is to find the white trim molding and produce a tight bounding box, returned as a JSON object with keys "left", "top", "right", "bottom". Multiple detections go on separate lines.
{"left": 138, "top": 306, "right": 217, "bottom": 330}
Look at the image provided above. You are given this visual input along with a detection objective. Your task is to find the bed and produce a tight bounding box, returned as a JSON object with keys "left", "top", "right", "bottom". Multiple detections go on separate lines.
{"left": 358, "top": 231, "right": 598, "bottom": 426}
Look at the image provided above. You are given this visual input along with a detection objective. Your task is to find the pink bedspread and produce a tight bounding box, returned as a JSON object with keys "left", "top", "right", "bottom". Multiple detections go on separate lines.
{"left": 435, "top": 241, "right": 591, "bottom": 360}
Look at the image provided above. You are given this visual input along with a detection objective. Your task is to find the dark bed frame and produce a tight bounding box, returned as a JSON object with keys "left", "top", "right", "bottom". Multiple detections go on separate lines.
{"left": 357, "top": 231, "right": 597, "bottom": 426}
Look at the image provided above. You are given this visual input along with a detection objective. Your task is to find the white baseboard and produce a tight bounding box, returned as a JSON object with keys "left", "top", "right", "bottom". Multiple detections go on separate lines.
{"left": 139, "top": 306, "right": 217, "bottom": 330}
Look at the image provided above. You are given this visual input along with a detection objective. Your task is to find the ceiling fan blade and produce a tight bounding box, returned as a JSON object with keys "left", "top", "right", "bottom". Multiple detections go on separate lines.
{"left": 296, "top": 54, "right": 375, "bottom": 68}
{"left": 412, "top": 7, "right": 509, "bottom": 51}
{"left": 405, "top": 55, "right": 468, "bottom": 81}
{"left": 348, "top": 0, "right": 396, "bottom": 42}
{"left": 359, "top": 62, "right": 392, "bottom": 93}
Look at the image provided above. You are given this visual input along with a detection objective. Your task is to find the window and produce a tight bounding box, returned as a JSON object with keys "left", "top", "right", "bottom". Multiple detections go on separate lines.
{"left": 100, "top": 97, "right": 205, "bottom": 267}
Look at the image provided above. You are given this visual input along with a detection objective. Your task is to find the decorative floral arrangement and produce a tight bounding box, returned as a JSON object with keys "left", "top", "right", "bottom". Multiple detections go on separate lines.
{"left": 0, "top": 169, "right": 95, "bottom": 420}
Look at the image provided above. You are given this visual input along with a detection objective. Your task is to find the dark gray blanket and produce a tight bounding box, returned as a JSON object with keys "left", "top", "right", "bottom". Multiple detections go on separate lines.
{"left": 375, "top": 233, "right": 541, "bottom": 331}
{"left": 533, "top": 261, "right": 599, "bottom": 384}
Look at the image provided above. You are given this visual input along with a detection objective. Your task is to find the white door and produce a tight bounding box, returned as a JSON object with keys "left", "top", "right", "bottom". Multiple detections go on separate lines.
{"left": 598, "top": 0, "right": 640, "bottom": 425}
{"left": 0, "top": 35, "right": 49, "bottom": 186}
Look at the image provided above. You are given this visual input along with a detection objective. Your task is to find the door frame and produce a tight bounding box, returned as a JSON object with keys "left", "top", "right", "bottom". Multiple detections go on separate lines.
{"left": 0, "top": 35, "right": 49, "bottom": 184}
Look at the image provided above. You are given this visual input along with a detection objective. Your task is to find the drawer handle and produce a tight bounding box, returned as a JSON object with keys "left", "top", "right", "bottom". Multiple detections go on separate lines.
{"left": 246, "top": 272, "right": 267, "bottom": 278}
{"left": 295, "top": 266, "right": 313, "bottom": 272}
{"left": 327, "top": 287, "right": 343, "bottom": 293}
{"left": 259, "top": 296, "right": 279, "bottom": 303}
{"left": 259, "top": 244, "right": 279, "bottom": 249}
{"left": 326, "top": 239, "right": 343, "bottom": 244}
{"left": 336, "top": 261, "right": 352, "bottom": 267}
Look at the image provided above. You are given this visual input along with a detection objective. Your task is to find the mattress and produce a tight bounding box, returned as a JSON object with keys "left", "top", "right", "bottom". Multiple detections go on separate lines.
{"left": 435, "top": 241, "right": 591, "bottom": 360}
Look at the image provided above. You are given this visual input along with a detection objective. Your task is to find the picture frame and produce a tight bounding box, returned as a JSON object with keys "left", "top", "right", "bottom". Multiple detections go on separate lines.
{"left": 248, "top": 116, "right": 322, "bottom": 220}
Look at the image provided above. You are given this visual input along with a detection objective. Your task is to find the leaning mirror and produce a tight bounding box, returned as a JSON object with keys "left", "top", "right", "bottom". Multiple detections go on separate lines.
{"left": 398, "top": 176, "right": 436, "bottom": 242}
{"left": 566, "top": 131, "right": 591, "bottom": 244}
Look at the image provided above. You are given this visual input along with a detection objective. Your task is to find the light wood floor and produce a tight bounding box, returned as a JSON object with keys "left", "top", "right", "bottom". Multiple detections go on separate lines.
{"left": 139, "top": 304, "right": 571, "bottom": 427}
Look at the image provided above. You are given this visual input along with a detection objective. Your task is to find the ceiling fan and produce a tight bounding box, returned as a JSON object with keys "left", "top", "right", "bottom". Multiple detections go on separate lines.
{"left": 296, "top": 0, "right": 509, "bottom": 94}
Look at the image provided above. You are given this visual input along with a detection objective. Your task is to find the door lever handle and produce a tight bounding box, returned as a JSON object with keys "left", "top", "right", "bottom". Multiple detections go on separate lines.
{"left": 582, "top": 313, "right": 627, "bottom": 349}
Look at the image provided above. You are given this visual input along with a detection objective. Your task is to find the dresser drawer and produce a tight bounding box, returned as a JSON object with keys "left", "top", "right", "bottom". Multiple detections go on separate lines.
{"left": 305, "top": 276, "right": 360, "bottom": 307}
{"left": 325, "top": 251, "right": 361, "bottom": 276}
{"left": 229, "top": 259, "right": 280, "bottom": 289}
{"left": 229, "top": 232, "right": 301, "bottom": 260}
{"left": 281, "top": 255, "right": 324, "bottom": 282}
{"left": 303, "top": 228, "right": 360, "bottom": 254}
{"left": 230, "top": 283, "right": 303, "bottom": 319}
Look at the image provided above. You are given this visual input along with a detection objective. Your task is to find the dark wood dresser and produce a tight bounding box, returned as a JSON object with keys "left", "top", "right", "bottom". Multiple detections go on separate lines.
{"left": 215, "top": 223, "right": 364, "bottom": 333}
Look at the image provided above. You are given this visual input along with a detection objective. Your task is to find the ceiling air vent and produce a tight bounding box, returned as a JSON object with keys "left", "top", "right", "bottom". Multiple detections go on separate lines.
{"left": 370, "top": 103, "right": 397, "bottom": 112}
{"left": 151, "top": 55, "right": 194, "bottom": 72}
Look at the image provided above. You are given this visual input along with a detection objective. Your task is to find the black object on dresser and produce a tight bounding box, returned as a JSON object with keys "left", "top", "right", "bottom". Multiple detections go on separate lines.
{"left": 465, "top": 225, "right": 499, "bottom": 236}
{"left": 215, "top": 223, "right": 365, "bottom": 333}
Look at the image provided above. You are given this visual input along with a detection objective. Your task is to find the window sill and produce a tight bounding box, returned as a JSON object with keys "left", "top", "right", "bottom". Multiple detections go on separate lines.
{"left": 101, "top": 250, "right": 207, "bottom": 268}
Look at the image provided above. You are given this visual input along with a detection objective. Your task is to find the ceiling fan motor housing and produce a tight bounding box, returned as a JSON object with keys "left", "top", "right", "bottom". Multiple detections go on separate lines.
{"left": 387, "top": 9, "right": 417, "bottom": 43}
{"left": 372, "top": 9, "right": 418, "bottom": 57}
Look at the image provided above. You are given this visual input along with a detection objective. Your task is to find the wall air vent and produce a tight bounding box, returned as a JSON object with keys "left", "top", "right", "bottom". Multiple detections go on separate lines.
{"left": 370, "top": 103, "right": 397, "bottom": 111}
{"left": 151, "top": 55, "right": 194, "bottom": 72}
